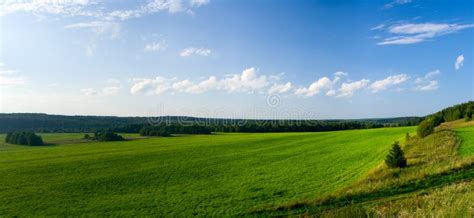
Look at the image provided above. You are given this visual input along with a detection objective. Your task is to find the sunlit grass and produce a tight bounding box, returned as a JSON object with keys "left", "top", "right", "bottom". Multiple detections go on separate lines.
{"left": 0, "top": 127, "right": 413, "bottom": 216}
{"left": 456, "top": 126, "right": 474, "bottom": 157}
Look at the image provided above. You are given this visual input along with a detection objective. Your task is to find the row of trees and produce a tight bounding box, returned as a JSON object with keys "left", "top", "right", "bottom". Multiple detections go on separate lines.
{"left": 417, "top": 101, "right": 473, "bottom": 138}
{"left": 139, "top": 125, "right": 212, "bottom": 137}
{"left": 5, "top": 132, "right": 44, "bottom": 146}
{"left": 0, "top": 113, "right": 422, "bottom": 133}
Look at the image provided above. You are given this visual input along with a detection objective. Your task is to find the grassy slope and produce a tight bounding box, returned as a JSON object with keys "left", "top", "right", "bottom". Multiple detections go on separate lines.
{"left": 266, "top": 122, "right": 474, "bottom": 217}
{"left": 0, "top": 127, "right": 413, "bottom": 216}
{"left": 456, "top": 126, "right": 474, "bottom": 157}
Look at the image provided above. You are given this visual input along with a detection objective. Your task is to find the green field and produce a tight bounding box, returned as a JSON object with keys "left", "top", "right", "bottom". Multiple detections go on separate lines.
{"left": 456, "top": 126, "right": 474, "bottom": 157}
{"left": 0, "top": 127, "right": 414, "bottom": 216}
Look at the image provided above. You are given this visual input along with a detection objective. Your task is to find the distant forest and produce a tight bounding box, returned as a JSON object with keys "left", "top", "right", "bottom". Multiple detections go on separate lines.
{"left": 0, "top": 113, "right": 422, "bottom": 134}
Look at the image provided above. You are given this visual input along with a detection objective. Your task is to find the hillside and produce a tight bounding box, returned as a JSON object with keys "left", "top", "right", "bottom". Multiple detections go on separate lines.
{"left": 254, "top": 105, "right": 474, "bottom": 216}
{"left": 0, "top": 127, "right": 413, "bottom": 216}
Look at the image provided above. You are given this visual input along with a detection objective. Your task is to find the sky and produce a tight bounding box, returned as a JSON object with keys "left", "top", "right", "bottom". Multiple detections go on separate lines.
{"left": 0, "top": 0, "right": 473, "bottom": 119}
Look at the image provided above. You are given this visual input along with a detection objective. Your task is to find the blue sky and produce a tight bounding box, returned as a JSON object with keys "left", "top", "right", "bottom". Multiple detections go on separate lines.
{"left": 0, "top": 0, "right": 472, "bottom": 119}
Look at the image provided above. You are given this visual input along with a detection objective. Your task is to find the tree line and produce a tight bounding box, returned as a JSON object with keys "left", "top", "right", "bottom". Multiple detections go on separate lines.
{"left": 417, "top": 101, "right": 473, "bottom": 137}
{"left": 0, "top": 113, "right": 422, "bottom": 134}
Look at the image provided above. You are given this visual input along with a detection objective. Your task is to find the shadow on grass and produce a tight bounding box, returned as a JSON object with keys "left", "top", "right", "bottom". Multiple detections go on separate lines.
{"left": 253, "top": 162, "right": 474, "bottom": 215}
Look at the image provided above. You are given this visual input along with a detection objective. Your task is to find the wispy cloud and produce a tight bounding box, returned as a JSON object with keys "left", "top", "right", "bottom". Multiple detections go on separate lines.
{"left": 383, "top": 0, "right": 412, "bottom": 9}
{"left": 369, "top": 74, "right": 410, "bottom": 93}
{"left": 179, "top": 47, "right": 212, "bottom": 57}
{"left": 327, "top": 79, "right": 370, "bottom": 98}
{"left": 415, "top": 70, "right": 440, "bottom": 91}
{"left": 144, "top": 41, "right": 167, "bottom": 52}
{"left": 455, "top": 55, "right": 465, "bottom": 70}
{"left": 0, "top": 0, "right": 94, "bottom": 17}
{"left": 374, "top": 23, "right": 474, "bottom": 45}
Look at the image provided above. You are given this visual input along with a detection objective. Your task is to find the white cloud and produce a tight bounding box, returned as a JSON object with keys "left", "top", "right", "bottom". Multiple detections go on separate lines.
{"left": 64, "top": 21, "right": 121, "bottom": 38}
{"left": 295, "top": 72, "right": 347, "bottom": 97}
{"left": 295, "top": 77, "right": 333, "bottom": 97}
{"left": 369, "top": 74, "right": 409, "bottom": 93}
{"left": 219, "top": 67, "right": 268, "bottom": 93}
{"left": 107, "top": 0, "right": 209, "bottom": 20}
{"left": 185, "top": 76, "right": 217, "bottom": 94}
{"left": 383, "top": 0, "right": 412, "bottom": 9}
{"left": 268, "top": 82, "right": 292, "bottom": 94}
{"left": 371, "top": 24, "right": 385, "bottom": 30}
{"left": 1, "top": 0, "right": 209, "bottom": 18}
{"left": 190, "top": 0, "right": 210, "bottom": 7}
{"left": 455, "top": 55, "right": 464, "bottom": 70}
{"left": 415, "top": 70, "right": 440, "bottom": 91}
{"left": 130, "top": 67, "right": 273, "bottom": 95}
{"left": 179, "top": 47, "right": 212, "bottom": 57}
{"left": 144, "top": 41, "right": 167, "bottom": 52}
{"left": 130, "top": 76, "right": 174, "bottom": 95}
{"left": 328, "top": 79, "right": 370, "bottom": 98}
{"left": 375, "top": 23, "right": 474, "bottom": 45}
{"left": 0, "top": 0, "right": 93, "bottom": 17}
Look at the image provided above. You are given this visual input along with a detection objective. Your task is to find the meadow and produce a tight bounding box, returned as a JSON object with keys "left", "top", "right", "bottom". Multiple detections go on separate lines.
{"left": 0, "top": 127, "right": 413, "bottom": 216}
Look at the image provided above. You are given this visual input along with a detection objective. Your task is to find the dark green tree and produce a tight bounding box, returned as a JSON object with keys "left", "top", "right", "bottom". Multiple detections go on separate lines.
{"left": 385, "top": 142, "right": 407, "bottom": 168}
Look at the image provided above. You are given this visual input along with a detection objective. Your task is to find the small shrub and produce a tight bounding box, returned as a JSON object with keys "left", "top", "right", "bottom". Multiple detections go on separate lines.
{"left": 385, "top": 141, "right": 407, "bottom": 169}
{"left": 92, "top": 131, "right": 124, "bottom": 141}
{"left": 5, "top": 132, "right": 44, "bottom": 146}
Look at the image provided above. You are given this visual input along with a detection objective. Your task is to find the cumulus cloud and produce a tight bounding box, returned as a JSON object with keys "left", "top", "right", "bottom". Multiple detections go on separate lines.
{"left": 268, "top": 82, "right": 292, "bottom": 94}
{"left": 295, "top": 77, "right": 333, "bottom": 97}
{"left": 130, "top": 67, "right": 273, "bottom": 95}
{"left": 179, "top": 47, "right": 212, "bottom": 57}
{"left": 295, "top": 72, "right": 347, "bottom": 97}
{"left": 219, "top": 67, "right": 268, "bottom": 93}
{"left": 455, "top": 55, "right": 464, "bottom": 70}
{"left": 130, "top": 76, "right": 174, "bottom": 95}
{"left": 374, "top": 23, "right": 474, "bottom": 45}
{"left": 369, "top": 74, "right": 410, "bottom": 93}
{"left": 328, "top": 79, "right": 370, "bottom": 98}
{"left": 415, "top": 70, "right": 440, "bottom": 91}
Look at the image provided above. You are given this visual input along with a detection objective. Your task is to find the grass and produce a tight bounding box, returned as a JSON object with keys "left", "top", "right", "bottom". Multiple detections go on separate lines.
{"left": 0, "top": 127, "right": 413, "bottom": 216}
{"left": 263, "top": 122, "right": 474, "bottom": 217}
{"left": 456, "top": 126, "right": 474, "bottom": 157}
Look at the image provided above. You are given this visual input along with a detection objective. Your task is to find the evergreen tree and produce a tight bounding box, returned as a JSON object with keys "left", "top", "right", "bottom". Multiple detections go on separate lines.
{"left": 385, "top": 142, "right": 407, "bottom": 168}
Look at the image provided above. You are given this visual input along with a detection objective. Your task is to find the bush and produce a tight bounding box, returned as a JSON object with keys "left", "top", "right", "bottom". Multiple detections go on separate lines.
{"left": 385, "top": 142, "right": 407, "bottom": 169}
{"left": 5, "top": 132, "right": 44, "bottom": 146}
{"left": 92, "top": 131, "right": 124, "bottom": 141}
{"left": 417, "top": 116, "right": 442, "bottom": 138}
